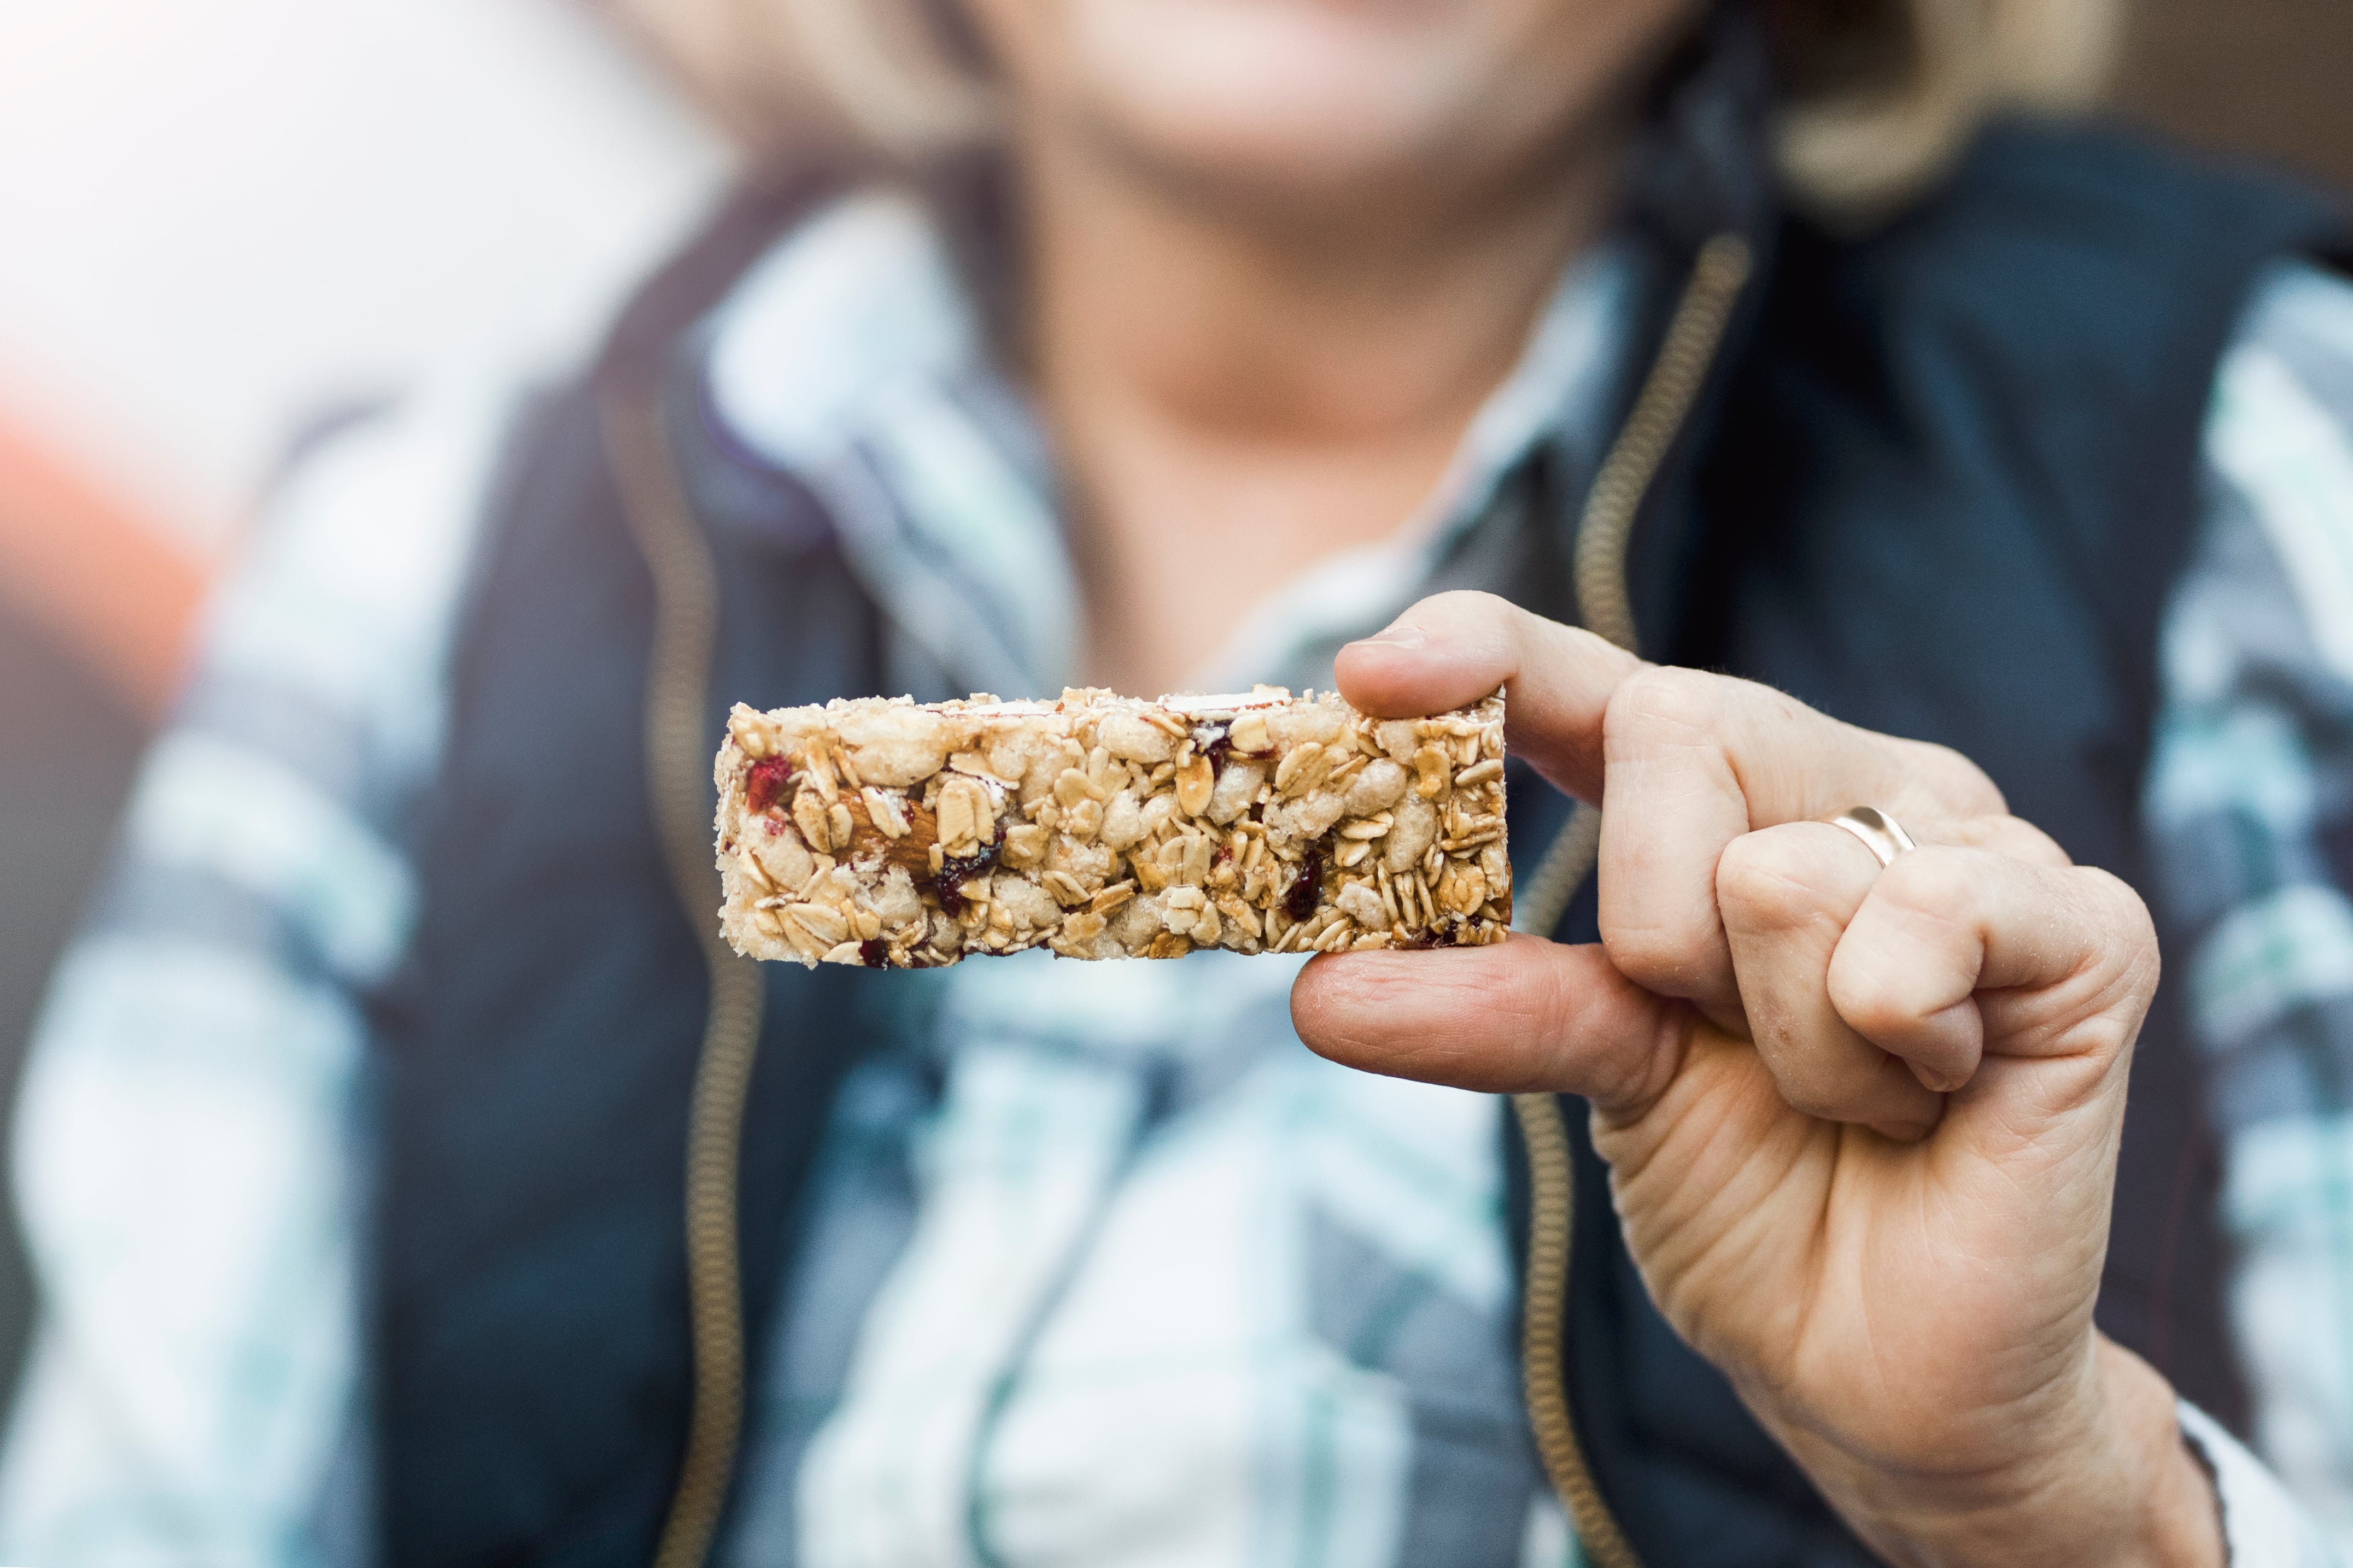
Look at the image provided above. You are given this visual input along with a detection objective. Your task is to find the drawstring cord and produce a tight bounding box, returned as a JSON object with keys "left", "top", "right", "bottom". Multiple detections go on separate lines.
{"left": 605, "top": 376, "right": 770, "bottom": 1568}
{"left": 1509, "top": 232, "right": 1754, "bottom": 1568}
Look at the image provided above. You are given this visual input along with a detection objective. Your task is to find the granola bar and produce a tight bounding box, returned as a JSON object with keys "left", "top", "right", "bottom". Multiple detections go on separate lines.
{"left": 713, "top": 686, "right": 1509, "bottom": 967}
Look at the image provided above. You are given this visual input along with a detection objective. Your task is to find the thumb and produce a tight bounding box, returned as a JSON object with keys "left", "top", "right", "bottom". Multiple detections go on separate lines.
{"left": 1332, "top": 590, "right": 1643, "bottom": 803}
{"left": 1291, "top": 935, "right": 1687, "bottom": 1117}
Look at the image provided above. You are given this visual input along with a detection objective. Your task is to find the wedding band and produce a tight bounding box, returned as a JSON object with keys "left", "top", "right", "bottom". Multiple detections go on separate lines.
{"left": 1829, "top": 806, "right": 1918, "bottom": 870}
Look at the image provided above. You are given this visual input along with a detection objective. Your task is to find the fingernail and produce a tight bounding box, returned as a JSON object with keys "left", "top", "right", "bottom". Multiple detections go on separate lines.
{"left": 1355, "top": 621, "right": 1426, "bottom": 650}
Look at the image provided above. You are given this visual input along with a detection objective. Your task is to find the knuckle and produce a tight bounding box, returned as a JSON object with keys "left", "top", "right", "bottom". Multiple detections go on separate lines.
{"left": 1827, "top": 925, "right": 1956, "bottom": 1040}
{"left": 1894, "top": 739, "right": 2007, "bottom": 817}
{"left": 1969, "top": 814, "right": 2072, "bottom": 868}
{"left": 1606, "top": 665, "right": 1723, "bottom": 749}
{"left": 2079, "top": 866, "right": 2156, "bottom": 939}
{"left": 1714, "top": 831, "right": 1822, "bottom": 932}
{"left": 1828, "top": 959, "right": 1918, "bottom": 1040}
{"left": 2076, "top": 866, "right": 2162, "bottom": 1005}
{"left": 1878, "top": 850, "right": 1980, "bottom": 930}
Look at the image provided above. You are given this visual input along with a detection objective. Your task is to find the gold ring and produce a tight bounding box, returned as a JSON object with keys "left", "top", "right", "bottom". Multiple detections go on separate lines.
{"left": 1829, "top": 806, "right": 1918, "bottom": 870}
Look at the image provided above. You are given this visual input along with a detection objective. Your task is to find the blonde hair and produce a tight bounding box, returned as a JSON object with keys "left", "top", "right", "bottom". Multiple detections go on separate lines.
{"left": 613, "top": 0, "right": 2121, "bottom": 222}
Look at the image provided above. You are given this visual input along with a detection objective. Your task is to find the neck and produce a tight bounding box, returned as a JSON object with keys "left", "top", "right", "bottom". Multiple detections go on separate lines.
{"left": 1015, "top": 128, "right": 1622, "bottom": 695}
{"left": 1021, "top": 134, "right": 1619, "bottom": 451}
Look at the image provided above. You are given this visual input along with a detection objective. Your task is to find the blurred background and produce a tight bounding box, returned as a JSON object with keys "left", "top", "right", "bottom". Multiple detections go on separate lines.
{"left": 0, "top": 0, "right": 2346, "bottom": 1413}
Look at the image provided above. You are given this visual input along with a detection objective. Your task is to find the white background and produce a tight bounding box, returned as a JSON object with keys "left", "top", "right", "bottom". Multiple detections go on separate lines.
{"left": 0, "top": 0, "right": 730, "bottom": 553}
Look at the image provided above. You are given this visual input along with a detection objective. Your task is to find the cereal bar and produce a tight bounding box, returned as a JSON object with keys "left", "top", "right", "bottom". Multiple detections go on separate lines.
{"left": 713, "top": 686, "right": 1509, "bottom": 967}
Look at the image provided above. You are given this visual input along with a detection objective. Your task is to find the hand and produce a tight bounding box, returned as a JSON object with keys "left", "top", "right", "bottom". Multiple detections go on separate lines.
{"left": 1290, "top": 592, "right": 2223, "bottom": 1568}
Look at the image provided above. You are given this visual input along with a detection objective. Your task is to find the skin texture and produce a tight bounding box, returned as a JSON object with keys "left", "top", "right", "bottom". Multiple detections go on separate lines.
{"left": 954, "top": 0, "right": 1704, "bottom": 697}
{"left": 1293, "top": 592, "right": 2223, "bottom": 1568}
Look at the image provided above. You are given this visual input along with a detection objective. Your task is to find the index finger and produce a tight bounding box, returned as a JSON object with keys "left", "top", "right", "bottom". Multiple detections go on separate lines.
{"left": 1332, "top": 590, "right": 1644, "bottom": 803}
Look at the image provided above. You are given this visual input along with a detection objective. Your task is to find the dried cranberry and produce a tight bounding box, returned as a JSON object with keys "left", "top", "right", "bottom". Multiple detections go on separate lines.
{"left": 745, "top": 755, "right": 794, "bottom": 814}
{"left": 1195, "top": 722, "right": 1234, "bottom": 774}
{"left": 931, "top": 843, "right": 1003, "bottom": 917}
{"left": 1283, "top": 859, "right": 1321, "bottom": 923}
{"left": 858, "top": 938, "right": 888, "bottom": 968}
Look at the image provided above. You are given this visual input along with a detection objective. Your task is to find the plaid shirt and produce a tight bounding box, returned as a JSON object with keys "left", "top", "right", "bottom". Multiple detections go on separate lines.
{"left": 2, "top": 212, "right": 2348, "bottom": 1564}
{"left": 2146, "top": 262, "right": 2353, "bottom": 1560}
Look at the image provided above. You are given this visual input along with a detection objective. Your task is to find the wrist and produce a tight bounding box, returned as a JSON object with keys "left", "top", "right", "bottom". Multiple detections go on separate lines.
{"left": 2085, "top": 1340, "right": 2223, "bottom": 1568}
{"left": 1801, "top": 1339, "right": 2222, "bottom": 1568}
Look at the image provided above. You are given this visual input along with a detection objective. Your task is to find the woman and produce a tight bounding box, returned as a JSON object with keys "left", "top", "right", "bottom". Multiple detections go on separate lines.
{"left": 6, "top": 0, "right": 2351, "bottom": 1563}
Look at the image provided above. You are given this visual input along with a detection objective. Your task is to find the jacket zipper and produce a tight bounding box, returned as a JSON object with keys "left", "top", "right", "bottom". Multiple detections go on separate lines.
{"left": 604, "top": 379, "right": 770, "bottom": 1568}
{"left": 1510, "top": 232, "right": 1753, "bottom": 1568}
{"left": 619, "top": 228, "right": 1752, "bottom": 1568}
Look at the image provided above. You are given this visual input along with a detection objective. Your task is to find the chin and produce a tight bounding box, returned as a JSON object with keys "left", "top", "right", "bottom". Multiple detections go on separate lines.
{"left": 1047, "top": 0, "right": 1533, "bottom": 206}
